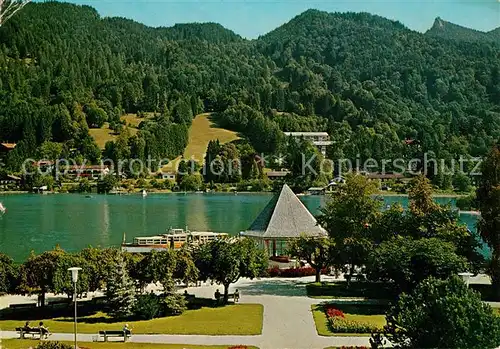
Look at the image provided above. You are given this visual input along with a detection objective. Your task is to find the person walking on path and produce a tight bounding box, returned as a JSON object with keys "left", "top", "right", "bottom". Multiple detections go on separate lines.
{"left": 214, "top": 289, "right": 221, "bottom": 305}
{"left": 234, "top": 289, "right": 240, "bottom": 303}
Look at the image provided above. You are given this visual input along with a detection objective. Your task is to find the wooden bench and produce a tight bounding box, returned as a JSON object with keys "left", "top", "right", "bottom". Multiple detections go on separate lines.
{"left": 91, "top": 296, "right": 107, "bottom": 304}
{"left": 48, "top": 299, "right": 71, "bottom": 307}
{"left": 9, "top": 303, "right": 37, "bottom": 310}
{"left": 15, "top": 327, "right": 50, "bottom": 339}
{"left": 97, "top": 330, "right": 131, "bottom": 342}
{"left": 183, "top": 293, "right": 195, "bottom": 301}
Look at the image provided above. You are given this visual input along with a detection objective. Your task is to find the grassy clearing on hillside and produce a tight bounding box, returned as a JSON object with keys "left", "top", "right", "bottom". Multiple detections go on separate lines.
{"left": 183, "top": 113, "right": 239, "bottom": 161}
{"left": 89, "top": 122, "right": 138, "bottom": 149}
{"left": 0, "top": 340, "right": 257, "bottom": 349}
{"left": 311, "top": 304, "right": 385, "bottom": 337}
{"left": 0, "top": 304, "right": 263, "bottom": 336}
{"left": 121, "top": 113, "right": 150, "bottom": 127}
{"left": 89, "top": 114, "right": 149, "bottom": 149}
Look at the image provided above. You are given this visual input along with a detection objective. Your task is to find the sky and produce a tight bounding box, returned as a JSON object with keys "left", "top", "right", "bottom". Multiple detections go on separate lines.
{"left": 46, "top": 0, "right": 500, "bottom": 39}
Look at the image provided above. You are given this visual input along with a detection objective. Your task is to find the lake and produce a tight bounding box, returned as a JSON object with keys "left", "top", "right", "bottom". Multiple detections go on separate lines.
{"left": 0, "top": 193, "right": 484, "bottom": 262}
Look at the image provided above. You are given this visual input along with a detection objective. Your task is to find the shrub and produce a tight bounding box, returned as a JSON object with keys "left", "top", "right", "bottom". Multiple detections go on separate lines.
{"left": 328, "top": 316, "right": 380, "bottom": 334}
{"left": 162, "top": 293, "right": 187, "bottom": 316}
{"left": 133, "top": 293, "right": 162, "bottom": 320}
{"left": 227, "top": 346, "right": 248, "bottom": 349}
{"left": 266, "top": 266, "right": 327, "bottom": 278}
{"left": 36, "top": 342, "right": 73, "bottom": 349}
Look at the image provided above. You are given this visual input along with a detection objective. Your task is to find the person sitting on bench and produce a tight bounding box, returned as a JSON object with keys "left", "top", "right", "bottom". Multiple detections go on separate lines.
{"left": 123, "top": 323, "right": 131, "bottom": 334}
{"left": 38, "top": 321, "right": 50, "bottom": 338}
{"left": 23, "top": 321, "right": 33, "bottom": 332}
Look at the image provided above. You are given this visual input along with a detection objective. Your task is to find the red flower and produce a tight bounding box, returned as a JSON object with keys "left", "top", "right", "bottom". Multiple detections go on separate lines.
{"left": 325, "top": 306, "right": 345, "bottom": 318}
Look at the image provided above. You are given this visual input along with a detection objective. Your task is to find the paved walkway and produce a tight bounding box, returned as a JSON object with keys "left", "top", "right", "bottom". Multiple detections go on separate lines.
{"left": 1, "top": 275, "right": 376, "bottom": 348}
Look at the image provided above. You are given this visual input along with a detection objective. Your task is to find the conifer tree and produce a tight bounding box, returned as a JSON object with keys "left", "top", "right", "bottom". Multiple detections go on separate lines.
{"left": 106, "top": 253, "right": 136, "bottom": 319}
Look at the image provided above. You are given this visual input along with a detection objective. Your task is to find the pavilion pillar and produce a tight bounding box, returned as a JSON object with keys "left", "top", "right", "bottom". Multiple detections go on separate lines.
{"left": 272, "top": 240, "right": 277, "bottom": 257}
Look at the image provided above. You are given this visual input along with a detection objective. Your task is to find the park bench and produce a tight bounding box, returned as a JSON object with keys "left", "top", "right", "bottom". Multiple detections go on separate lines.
{"left": 97, "top": 330, "right": 131, "bottom": 342}
{"left": 9, "top": 303, "right": 36, "bottom": 310}
{"left": 91, "top": 296, "right": 107, "bottom": 304}
{"left": 48, "top": 299, "right": 71, "bottom": 307}
{"left": 183, "top": 293, "right": 195, "bottom": 301}
{"left": 15, "top": 327, "right": 50, "bottom": 339}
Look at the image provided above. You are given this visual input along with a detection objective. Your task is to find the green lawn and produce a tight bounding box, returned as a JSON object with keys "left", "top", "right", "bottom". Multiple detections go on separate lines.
{"left": 0, "top": 339, "right": 257, "bottom": 349}
{"left": 306, "top": 281, "right": 397, "bottom": 300}
{"left": 0, "top": 304, "right": 263, "bottom": 336}
{"left": 311, "top": 304, "right": 386, "bottom": 337}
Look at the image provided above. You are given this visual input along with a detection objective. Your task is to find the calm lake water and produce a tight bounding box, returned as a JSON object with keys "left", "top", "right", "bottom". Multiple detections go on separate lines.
{"left": 0, "top": 193, "right": 485, "bottom": 262}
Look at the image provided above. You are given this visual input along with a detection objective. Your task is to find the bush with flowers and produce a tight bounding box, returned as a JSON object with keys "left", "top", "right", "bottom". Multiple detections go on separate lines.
{"left": 325, "top": 304, "right": 381, "bottom": 334}
{"left": 266, "top": 266, "right": 328, "bottom": 277}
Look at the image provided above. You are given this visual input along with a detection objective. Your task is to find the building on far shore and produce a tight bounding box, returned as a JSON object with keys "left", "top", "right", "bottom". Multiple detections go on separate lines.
{"left": 283, "top": 132, "right": 333, "bottom": 156}
{"left": 0, "top": 143, "right": 16, "bottom": 161}
{"left": 266, "top": 170, "right": 290, "bottom": 181}
{"left": 241, "top": 184, "right": 327, "bottom": 257}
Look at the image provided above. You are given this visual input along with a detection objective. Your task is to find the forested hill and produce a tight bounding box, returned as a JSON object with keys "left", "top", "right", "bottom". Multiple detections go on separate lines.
{"left": 426, "top": 17, "right": 500, "bottom": 43}
{"left": 0, "top": 2, "right": 499, "bottom": 173}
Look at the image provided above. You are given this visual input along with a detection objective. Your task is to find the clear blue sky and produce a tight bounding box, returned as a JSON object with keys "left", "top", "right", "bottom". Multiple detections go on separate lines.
{"left": 52, "top": 0, "right": 500, "bottom": 38}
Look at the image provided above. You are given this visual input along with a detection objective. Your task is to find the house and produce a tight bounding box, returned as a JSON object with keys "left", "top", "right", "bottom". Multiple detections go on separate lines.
{"left": 266, "top": 170, "right": 290, "bottom": 181}
{"left": 0, "top": 143, "right": 16, "bottom": 160}
{"left": 158, "top": 172, "right": 176, "bottom": 181}
{"left": 66, "top": 165, "right": 110, "bottom": 179}
{"left": 283, "top": 132, "right": 333, "bottom": 156}
{"left": 0, "top": 174, "right": 21, "bottom": 188}
{"left": 241, "top": 184, "right": 327, "bottom": 257}
{"left": 366, "top": 172, "right": 406, "bottom": 181}
{"left": 307, "top": 187, "right": 326, "bottom": 195}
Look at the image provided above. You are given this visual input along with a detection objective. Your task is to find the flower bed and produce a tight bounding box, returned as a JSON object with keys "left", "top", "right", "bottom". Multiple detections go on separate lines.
{"left": 324, "top": 305, "right": 381, "bottom": 334}
{"left": 267, "top": 266, "right": 328, "bottom": 277}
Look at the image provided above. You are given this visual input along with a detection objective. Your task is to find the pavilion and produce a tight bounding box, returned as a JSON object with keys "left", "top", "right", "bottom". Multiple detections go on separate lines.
{"left": 240, "top": 184, "right": 327, "bottom": 256}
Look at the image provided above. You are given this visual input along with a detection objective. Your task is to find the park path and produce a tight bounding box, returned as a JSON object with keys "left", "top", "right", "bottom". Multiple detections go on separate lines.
{"left": 1, "top": 275, "right": 374, "bottom": 349}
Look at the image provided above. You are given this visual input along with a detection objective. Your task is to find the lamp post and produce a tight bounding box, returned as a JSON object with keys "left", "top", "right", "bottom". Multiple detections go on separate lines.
{"left": 458, "top": 272, "right": 473, "bottom": 288}
{"left": 68, "top": 267, "right": 82, "bottom": 349}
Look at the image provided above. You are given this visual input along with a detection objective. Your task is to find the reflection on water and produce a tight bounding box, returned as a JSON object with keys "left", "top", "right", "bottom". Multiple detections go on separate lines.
{"left": 0, "top": 193, "right": 484, "bottom": 262}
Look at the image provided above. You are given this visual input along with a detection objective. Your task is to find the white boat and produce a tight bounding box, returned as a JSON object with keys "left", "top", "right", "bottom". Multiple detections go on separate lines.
{"left": 121, "top": 228, "right": 228, "bottom": 253}
{"left": 0, "top": 202, "right": 6, "bottom": 214}
{"left": 141, "top": 189, "right": 147, "bottom": 197}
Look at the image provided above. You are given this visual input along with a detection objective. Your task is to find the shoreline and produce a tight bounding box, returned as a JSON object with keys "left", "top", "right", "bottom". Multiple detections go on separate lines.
{"left": 0, "top": 190, "right": 468, "bottom": 198}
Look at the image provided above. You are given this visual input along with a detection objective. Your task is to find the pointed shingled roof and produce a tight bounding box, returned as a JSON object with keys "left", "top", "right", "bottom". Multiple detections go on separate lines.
{"left": 243, "top": 184, "right": 327, "bottom": 239}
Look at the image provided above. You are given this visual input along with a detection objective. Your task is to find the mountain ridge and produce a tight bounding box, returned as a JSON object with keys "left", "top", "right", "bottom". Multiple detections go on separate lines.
{"left": 426, "top": 16, "right": 500, "bottom": 43}
{"left": 0, "top": 1, "right": 499, "bottom": 174}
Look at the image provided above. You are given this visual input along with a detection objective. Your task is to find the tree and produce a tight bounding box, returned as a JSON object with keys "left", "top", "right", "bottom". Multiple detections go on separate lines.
{"left": 0, "top": 253, "right": 18, "bottom": 294}
{"left": 195, "top": 238, "right": 267, "bottom": 303}
{"left": 78, "top": 247, "right": 117, "bottom": 292}
{"left": 477, "top": 144, "right": 500, "bottom": 300}
{"left": 317, "top": 174, "right": 381, "bottom": 282}
{"left": 19, "top": 248, "right": 67, "bottom": 307}
{"left": 180, "top": 174, "right": 202, "bottom": 191}
{"left": 106, "top": 253, "right": 136, "bottom": 319}
{"left": 143, "top": 249, "right": 177, "bottom": 291}
{"left": 174, "top": 246, "right": 199, "bottom": 286}
{"left": 453, "top": 172, "right": 472, "bottom": 192}
{"left": 38, "top": 141, "right": 63, "bottom": 162}
{"left": 97, "top": 174, "right": 118, "bottom": 194}
{"left": 408, "top": 174, "right": 439, "bottom": 216}
{"left": 84, "top": 103, "right": 108, "bottom": 128}
{"left": 384, "top": 276, "right": 500, "bottom": 348}
{"left": 288, "top": 235, "right": 335, "bottom": 282}
{"left": 367, "top": 237, "right": 468, "bottom": 293}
